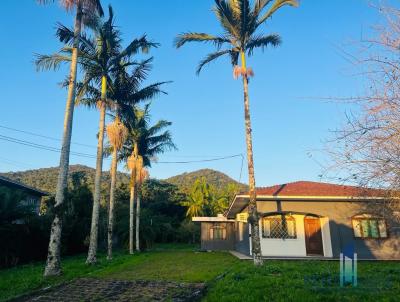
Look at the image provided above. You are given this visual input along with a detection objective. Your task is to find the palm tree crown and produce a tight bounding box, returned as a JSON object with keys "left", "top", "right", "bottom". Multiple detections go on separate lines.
{"left": 37, "top": 0, "right": 103, "bottom": 17}
{"left": 36, "top": 6, "right": 158, "bottom": 98}
{"left": 175, "top": 0, "right": 297, "bottom": 74}
{"left": 121, "top": 105, "right": 176, "bottom": 166}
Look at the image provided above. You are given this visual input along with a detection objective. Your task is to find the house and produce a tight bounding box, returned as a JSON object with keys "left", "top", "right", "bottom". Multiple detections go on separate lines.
{"left": 0, "top": 175, "right": 48, "bottom": 214}
{"left": 193, "top": 181, "right": 400, "bottom": 260}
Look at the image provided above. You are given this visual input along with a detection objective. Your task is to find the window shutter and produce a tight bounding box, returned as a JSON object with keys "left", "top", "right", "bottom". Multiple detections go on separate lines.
{"left": 209, "top": 227, "right": 214, "bottom": 240}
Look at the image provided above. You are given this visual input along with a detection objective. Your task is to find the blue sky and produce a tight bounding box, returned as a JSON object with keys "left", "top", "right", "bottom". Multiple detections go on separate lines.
{"left": 0, "top": 0, "right": 387, "bottom": 186}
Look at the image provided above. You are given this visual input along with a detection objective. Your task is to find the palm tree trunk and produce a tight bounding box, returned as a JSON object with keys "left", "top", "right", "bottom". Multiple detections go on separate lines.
{"left": 44, "top": 4, "right": 82, "bottom": 277}
{"left": 129, "top": 165, "right": 137, "bottom": 254}
{"left": 86, "top": 76, "right": 107, "bottom": 264}
{"left": 107, "top": 147, "right": 118, "bottom": 260}
{"left": 135, "top": 192, "right": 141, "bottom": 252}
{"left": 241, "top": 51, "right": 263, "bottom": 266}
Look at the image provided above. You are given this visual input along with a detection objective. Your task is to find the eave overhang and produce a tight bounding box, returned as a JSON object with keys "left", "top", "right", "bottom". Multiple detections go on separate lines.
{"left": 226, "top": 194, "right": 388, "bottom": 219}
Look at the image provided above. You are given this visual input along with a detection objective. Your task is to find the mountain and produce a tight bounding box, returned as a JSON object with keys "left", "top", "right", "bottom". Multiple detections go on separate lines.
{"left": 0, "top": 165, "right": 130, "bottom": 194}
{"left": 165, "top": 169, "right": 247, "bottom": 193}
{"left": 0, "top": 166, "right": 247, "bottom": 195}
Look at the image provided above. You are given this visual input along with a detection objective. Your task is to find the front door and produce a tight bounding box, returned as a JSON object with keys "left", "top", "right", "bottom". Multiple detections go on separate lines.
{"left": 304, "top": 217, "right": 324, "bottom": 256}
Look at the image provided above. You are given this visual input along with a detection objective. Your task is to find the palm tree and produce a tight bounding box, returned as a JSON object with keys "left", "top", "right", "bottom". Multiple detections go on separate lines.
{"left": 38, "top": 5, "right": 158, "bottom": 264}
{"left": 123, "top": 106, "right": 176, "bottom": 253}
{"left": 37, "top": 0, "right": 103, "bottom": 277}
{"left": 105, "top": 116, "right": 127, "bottom": 260}
{"left": 181, "top": 188, "right": 206, "bottom": 218}
{"left": 135, "top": 167, "right": 149, "bottom": 251}
{"left": 175, "top": 0, "right": 298, "bottom": 265}
{"left": 77, "top": 57, "right": 166, "bottom": 259}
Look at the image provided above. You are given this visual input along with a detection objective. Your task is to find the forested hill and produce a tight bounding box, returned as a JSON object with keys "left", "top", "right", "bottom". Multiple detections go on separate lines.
{"left": 0, "top": 165, "right": 130, "bottom": 194}
{"left": 165, "top": 169, "right": 248, "bottom": 193}
{"left": 1, "top": 166, "right": 247, "bottom": 195}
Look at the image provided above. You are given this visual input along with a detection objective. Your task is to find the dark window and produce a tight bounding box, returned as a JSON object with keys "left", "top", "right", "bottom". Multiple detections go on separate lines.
{"left": 262, "top": 215, "right": 297, "bottom": 239}
{"left": 209, "top": 224, "right": 227, "bottom": 240}
{"left": 352, "top": 215, "right": 388, "bottom": 239}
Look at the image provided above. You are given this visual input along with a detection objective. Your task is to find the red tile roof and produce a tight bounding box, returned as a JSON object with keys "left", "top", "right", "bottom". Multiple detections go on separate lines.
{"left": 250, "top": 181, "right": 385, "bottom": 197}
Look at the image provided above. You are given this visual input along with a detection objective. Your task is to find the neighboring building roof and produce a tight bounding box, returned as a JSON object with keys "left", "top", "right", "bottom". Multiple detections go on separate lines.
{"left": 253, "top": 181, "right": 384, "bottom": 198}
{"left": 0, "top": 176, "right": 49, "bottom": 196}
{"left": 226, "top": 180, "right": 387, "bottom": 219}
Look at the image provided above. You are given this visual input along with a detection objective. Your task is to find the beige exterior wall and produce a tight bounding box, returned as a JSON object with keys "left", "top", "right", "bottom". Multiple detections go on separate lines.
{"left": 247, "top": 200, "right": 400, "bottom": 259}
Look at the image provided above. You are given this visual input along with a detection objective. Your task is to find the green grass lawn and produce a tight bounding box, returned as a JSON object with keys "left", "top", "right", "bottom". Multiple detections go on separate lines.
{"left": 1, "top": 245, "right": 399, "bottom": 302}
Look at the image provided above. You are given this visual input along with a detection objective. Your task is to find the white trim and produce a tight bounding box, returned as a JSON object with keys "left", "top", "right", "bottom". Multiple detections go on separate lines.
{"left": 320, "top": 217, "right": 333, "bottom": 257}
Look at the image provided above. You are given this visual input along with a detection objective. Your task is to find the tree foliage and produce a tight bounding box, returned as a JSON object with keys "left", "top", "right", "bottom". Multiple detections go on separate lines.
{"left": 181, "top": 177, "right": 240, "bottom": 218}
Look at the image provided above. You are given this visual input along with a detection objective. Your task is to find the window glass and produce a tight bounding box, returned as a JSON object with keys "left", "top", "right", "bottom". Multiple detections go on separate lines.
{"left": 352, "top": 216, "right": 388, "bottom": 239}
{"left": 287, "top": 219, "right": 296, "bottom": 237}
{"left": 262, "top": 215, "right": 296, "bottom": 239}
{"left": 263, "top": 220, "right": 271, "bottom": 237}
{"left": 369, "top": 220, "right": 379, "bottom": 238}
{"left": 361, "top": 220, "right": 370, "bottom": 237}
{"left": 378, "top": 220, "right": 388, "bottom": 238}
{"left": 210, "top": 225, "right": 226, "bottom": 240}
{"left": 352, "top": 219, "right": 362, "bottom": 237}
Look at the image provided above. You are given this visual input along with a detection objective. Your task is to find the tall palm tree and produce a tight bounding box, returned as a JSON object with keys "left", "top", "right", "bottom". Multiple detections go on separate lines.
{"left": 135, "top": 166, "right": 149, "bottom": 252}
{"left": 105, "top": 116, "right": 127, "bottom": 260}
{"left": 37, "top": 0, "right": 103, "bottom": 277}
{"left": 175, "top": 0, "right": 298, "bottom": 265}
{"left": 76, "top": 57, "right": 166, "bottom": 259}
{"left": 122, "top": 106, "right": 176, "bottom": 253}
{"left": 38, "top": 5, "right": 158, "bottom": 264}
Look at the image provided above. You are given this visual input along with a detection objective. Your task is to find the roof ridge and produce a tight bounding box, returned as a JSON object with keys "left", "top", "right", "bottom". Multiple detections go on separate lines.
{"left": 0, "top": 175, "right": 49, "bottom": 196}
{"left": 256, "top": 180, "right": 375, "bottom": 190}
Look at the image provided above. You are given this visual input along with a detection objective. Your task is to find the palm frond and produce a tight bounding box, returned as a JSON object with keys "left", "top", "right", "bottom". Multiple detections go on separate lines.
{"left": 246, "top": 34, "right": 281, "bottom": 56}
{"left": 56, "top": 22, "right": 96, "bottom": 53}
{"left": 196, "top": 49, "right": 231, "bottom": 75}
{"left": 175, "top": 32, "right": 230, "bottom": 49}
{"left": 253, "top": 0, "right": 273, "bottom": 16}
{"left": 213, "top": 0, "right": 241, "bottom": 39}
{"left": 257, "top": 0, "right": 298, "bottom": 26}
{"left": 146, "top": 120, "right": 173, "bottom": 137}
{"left": 37, "top": 0, "right": 104, "bottom": 16}
{"left": 118, "top": 35, "right": 159, "bottom": 60}
{"left": 34, "top": 53, "right": 71, "bottom": 71}
{"left": 230, "top": 49, "right": 240, "bottom": 65}
{"left": 231, "top": 0, "right": 252, "bottom": 39}
{"left": 127, "top": 82, "right": 170, "bottom": 105}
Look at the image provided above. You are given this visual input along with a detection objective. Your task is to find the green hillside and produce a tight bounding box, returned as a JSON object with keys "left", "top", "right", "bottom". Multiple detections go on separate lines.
{"left": 0, "top": 166, "right": 247, "bottom": 195}
{"left": 165, "top": 169, "right": 247, "bottom": 193}
{"left": 0, "top": 165, "right": 130, "bottom": 194}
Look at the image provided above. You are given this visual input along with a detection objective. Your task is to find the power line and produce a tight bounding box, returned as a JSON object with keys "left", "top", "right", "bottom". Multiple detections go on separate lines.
{"left": 0, "top": 133, "right": 242, "bottom": 165}
{"left": 0, "top": 125, "right": 96, "bottom": 149}
{"left": 0, "top": 134, "right": 97, "bottom": 159}
{"left": 156, "top": 154, "right": 243, "bottom": 164}
{"left": 0, "top": 125, "right": 244, "bottom": 170}
{"left": 238, "top": 154, "right": 244, "bottom": 183}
